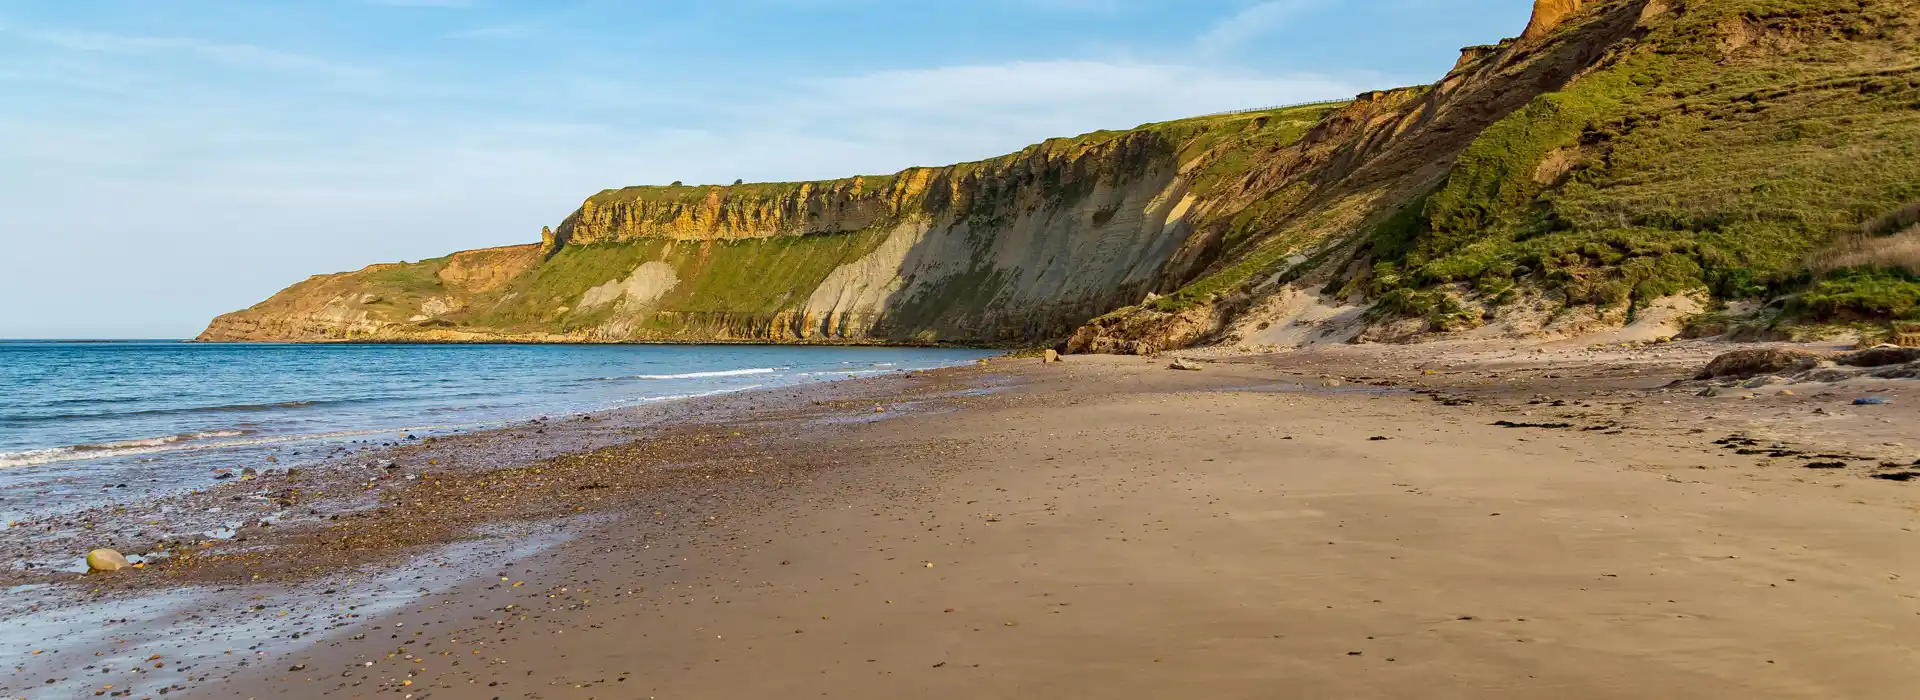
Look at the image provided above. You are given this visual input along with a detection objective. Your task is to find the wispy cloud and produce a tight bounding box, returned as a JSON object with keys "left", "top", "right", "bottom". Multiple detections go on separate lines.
{"left": 362, "top": 0, "right": 475, "bottom": 7}
{"left": 443, "top": 3, "right": 580, "bottom": 40}
{"left": 1009, "top": 0, "right": 1137, "bottom": 11}
{"left": 12, "top": 28, "right": 376, "bottom": 82}
{"left": 1196, "top": 0, "right": 1322, "bottom": 57}
{"left": 445, "top": 18, "right": 550, "bottom": 40}
{"left": 798, "top": 59, "right": 1355, "bottom": 130}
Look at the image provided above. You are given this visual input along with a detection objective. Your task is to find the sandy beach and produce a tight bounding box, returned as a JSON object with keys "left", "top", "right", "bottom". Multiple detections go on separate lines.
{"left": 4, "top": 341, "right": 1918, "bottom": 699}
{"left": 13, "top": 0, "right": 1920, "bottom": 697}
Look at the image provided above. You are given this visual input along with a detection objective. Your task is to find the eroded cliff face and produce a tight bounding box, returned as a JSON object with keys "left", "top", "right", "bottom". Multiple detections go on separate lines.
{"left": 208, "top": 0, "right": 1918, "bottom": 349}
{"left": 1069, "top": 0, "right": 1920, "bottom": 353}
{"left": 200, "top": 115, "right": 1330, "bottom": 344}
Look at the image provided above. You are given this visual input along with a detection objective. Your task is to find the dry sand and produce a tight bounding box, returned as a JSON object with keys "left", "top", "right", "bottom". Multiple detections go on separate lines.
{"left": 5, "top": 342, "right": 1918, "bottom": 699}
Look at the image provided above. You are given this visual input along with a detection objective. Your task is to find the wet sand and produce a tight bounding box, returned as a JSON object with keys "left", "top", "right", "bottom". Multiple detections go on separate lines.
{"left": 5, "top": 343, "right": 1919, "bottom": 699}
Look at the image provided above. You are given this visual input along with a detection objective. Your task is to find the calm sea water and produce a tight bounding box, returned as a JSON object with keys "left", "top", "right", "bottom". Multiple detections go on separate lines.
{"left": 0, "top": 341, "right": 992, "bottom": 520}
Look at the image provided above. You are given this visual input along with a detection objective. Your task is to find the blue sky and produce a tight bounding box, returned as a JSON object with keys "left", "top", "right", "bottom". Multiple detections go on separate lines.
{"left": 0, "top": 0, "right": 1530, "bottom": 338}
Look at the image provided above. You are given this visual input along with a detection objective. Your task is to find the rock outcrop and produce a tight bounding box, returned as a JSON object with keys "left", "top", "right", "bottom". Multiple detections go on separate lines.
{"left": 1523, "top": 0, "right": 1585, "bottom": 39}
{"left": 1696, "top": 349, "right": 1819, "bottom": 380}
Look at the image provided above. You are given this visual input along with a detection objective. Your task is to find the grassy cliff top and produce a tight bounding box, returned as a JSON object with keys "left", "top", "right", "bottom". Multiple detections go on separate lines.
{"left": 1360, "top": 0, "right": 1920, "bottom": 325}
{"left": 581, "top": 101, "right": 1351, "bottom": 208}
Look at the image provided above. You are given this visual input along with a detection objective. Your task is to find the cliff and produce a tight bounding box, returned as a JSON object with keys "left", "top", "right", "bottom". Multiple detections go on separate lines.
{"left": 200, "top": 107, "right": 1342, "bottom": 344}
{"left": 1071, "top": 0, "right": 1920, "bottom": 352}
{"left": 204, "top": 0, "right": 1920, "bottom": 348}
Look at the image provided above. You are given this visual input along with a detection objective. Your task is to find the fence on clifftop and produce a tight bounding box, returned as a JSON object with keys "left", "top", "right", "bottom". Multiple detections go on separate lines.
{"left": 1199, "top": 98, "right": 1352, "bottom": 118}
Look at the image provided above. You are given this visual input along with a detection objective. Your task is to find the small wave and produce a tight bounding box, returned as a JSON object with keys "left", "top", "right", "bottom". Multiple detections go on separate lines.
{"left": 0, "top": 448, "right": 77, "bottom": 469}
{"left": 625, "top": 385, "right": 765, "bottom": 405}
{"left": 591, "top": 368, "right": 781, "bottom": 381}
{"left": 0, "top": 426, "right": 447, "bottom": 470}
{"left": 0, "top": 429, "right": 261, "bottom": 467}
{"left": 72, "top": 429, "right": 251, "bottom": 451}
{"left": 1, "top": 391, "right": 511, "bottom": 425}
{"left": 2, "top": 399, "right": 329, "bottom": 424}
{"left": 796, "top": 369, "right": 898, "bottom": 378}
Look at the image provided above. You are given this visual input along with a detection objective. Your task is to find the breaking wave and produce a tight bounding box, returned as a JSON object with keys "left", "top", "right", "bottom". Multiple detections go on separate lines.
{"left": 590, "top": 368, "right": 782, "bottom": 381}
{"left": 0, "top": 427, "right": 435, "bottom": 469}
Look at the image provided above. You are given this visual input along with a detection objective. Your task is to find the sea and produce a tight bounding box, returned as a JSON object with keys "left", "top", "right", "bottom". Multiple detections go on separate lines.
{"left": 0, "top": 341, "right": 993, "bottom": 522}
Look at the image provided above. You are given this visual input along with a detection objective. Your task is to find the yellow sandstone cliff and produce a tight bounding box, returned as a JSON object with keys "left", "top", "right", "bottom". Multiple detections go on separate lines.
{"left": 1523, "top": 0, "right": 1585, "bottom": 39}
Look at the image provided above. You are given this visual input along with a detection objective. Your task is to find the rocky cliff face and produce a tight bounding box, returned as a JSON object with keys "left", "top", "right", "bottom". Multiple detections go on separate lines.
{"left": 201, "top": 113, "right": 1335, "bottom": 344}
{"left": 1522, "top": 0, "right": 1585, "bottom": 39}
{"left": 1069, "top": 0, "right": 1920, "bottom": 352}
{"left": 204, "top": 0, "right": 1920, "bottom": 348}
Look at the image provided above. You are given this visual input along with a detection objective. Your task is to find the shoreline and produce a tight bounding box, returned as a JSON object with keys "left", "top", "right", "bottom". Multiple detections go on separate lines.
{"left": 184, "top": 338, "right": 1016, "bottom": 348}
{"left": 185, "top": 331, "right": 1036, "bottom": 347}
{"left": 4, "top": 340, "right": 1918, "bottom": 698}
{"left": 0, "top": 358, "right": 1007, "bottom": 588}
{"left": 0, "top": 342, "right": 992, "bottom": 526}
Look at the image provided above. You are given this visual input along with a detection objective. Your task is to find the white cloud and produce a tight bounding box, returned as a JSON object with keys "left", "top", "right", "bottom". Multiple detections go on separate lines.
{"left": 13, "top": 28, "right": 376, "bottom": 82}
{"left": 803, "top": 60, "right": 1350, "bottom": 120}
{"left": 1196, "top": 0, "right": 1322, "bottom": 56}
{"left": 445, "top": 18, "right": 552, "bottom": 40}
{"left": 362, "top": 0, "right": 475, "bottom": 7}
{"left": 747, "top": 60, "right": 1360, "bottom": 173}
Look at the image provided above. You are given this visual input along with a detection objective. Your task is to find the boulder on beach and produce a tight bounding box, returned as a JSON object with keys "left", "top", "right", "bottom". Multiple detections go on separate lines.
{"left": 1043, "top": 349, "right": 1061, "bottom": 364}
{"left": 1696, "top": 349, "right": 1818, "bottom": 380}
{"left": 87, "top": 548, "right": 132, "bottom": 573}
{"left": 1837, "top": 346, "right": 1920, "bottom": 368}
{"left": 1168, "top": 358, "right": 1203, "bottom": 371}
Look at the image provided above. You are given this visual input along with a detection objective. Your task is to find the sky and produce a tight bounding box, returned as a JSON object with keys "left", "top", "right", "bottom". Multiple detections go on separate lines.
{"left": 0, "top": 0, "right": 1532, "bottom": 338}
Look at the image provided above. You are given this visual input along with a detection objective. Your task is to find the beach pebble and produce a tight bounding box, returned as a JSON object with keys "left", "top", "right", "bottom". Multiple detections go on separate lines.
{"left": 86, "top": 548, "right": 132, "bottom": 573}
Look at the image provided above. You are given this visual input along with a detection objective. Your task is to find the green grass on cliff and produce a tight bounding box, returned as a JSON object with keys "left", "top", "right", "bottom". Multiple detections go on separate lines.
{"left": 469, "top": 240, "right": 665, "bottom": 329}
{"left": 648, "top": 228, "right": 893, "bottom": 314}
{"left": 1369, "top": 0, "right": 1920, "bottom": 320}
{"left": 1187, "top": 107, "right": 1335, "bottom": 193}
{"left": 588, "top": 175, "right": 904, "bottom": 208}
{"left": 1792, "top": 267, "right": 1920, "bottom": 320}
{"left": 456, "top": 228, "right": 894, "bottom": 332}
{"left": 343, "top": 258, "right": 456, "bottom": 319}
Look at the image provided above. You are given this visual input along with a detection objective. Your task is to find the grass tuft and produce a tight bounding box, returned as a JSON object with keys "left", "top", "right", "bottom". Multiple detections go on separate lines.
{"left": 1792, "top": 267, "right": 1920, "bottom": 321}
{"left": 1810, "top": 225, "right": 1920, "bottom": 276}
